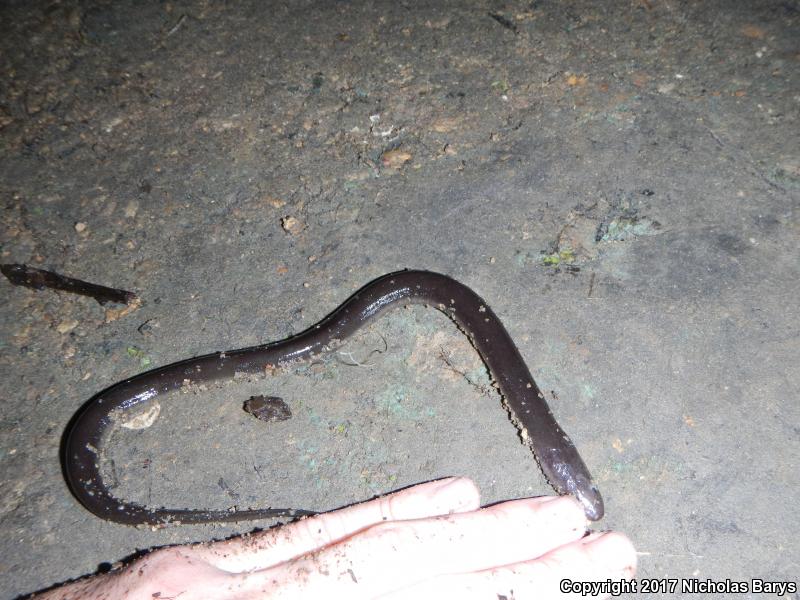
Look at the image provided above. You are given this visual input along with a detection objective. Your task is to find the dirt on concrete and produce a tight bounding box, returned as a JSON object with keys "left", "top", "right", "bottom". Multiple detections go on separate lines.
{"left": 0, "top": 1, "right": 798, "bottom": 598}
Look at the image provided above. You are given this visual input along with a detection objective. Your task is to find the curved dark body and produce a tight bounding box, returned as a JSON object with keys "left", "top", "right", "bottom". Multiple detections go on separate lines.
{"left": 63, "top": 270, "right": 604, "bottom": 524}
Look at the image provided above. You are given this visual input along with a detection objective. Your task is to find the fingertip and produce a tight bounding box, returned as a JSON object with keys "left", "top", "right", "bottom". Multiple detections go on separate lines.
{"left": 375, "top": 477, "right": 481, "bottom": 522}
{"left": 526, "top": 495, "right": 590, "bottom": 529}
{"left": 427, "top": 476, "right": 481, "bottom": 512}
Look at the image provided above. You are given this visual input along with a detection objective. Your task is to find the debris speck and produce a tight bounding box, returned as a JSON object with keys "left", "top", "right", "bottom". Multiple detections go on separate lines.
{"left": 381, "top": 149, "right": 412, "bottom": 169}
{"left": 266, "top": 197, "right": 286, "bottom": 209}
{"left": 658, "top": 82, "right": 676, "bottom": 94}
{"left": 566, "top": 74, "right": 587, "bottom": 86}
{"left": 57, "top": 319, "right": 79, "bottom": 334}
{"left": 431, "top": 117, "right": 460, "bottom": 133}
{"left": 104, "top": 296, "right": 142, "bottom": 323}
{"left": 124, "top": 201, "right": 139, "bottom": 218}
{"left": 741, "top": 24, "right": 766, "bottom": 39}
{"left": 424, "top": 17, "right": 451, "bottom": 30}
{"left": 126, "top": 345, "right": 151, "bottom": 367}
{"left": 281, "top": 216, "right": 305, "bottom": 235}
{"left": 243, "top": 395, "right": 292, "bottom": 422}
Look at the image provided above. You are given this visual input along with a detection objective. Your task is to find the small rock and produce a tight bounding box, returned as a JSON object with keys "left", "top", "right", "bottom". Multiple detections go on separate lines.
{"left": 566, "top": 74, "right": 587, "bottom": 86}
{"left": 124, "top": 200, "right": 139, "bottom": 218}
{"left": 103, "top": 116, "right": 124, "bottom": 132}
{"left": 281, "top": 215, "right": 305, "bottom": 235}
{"left": 74, "top": 222, "right": 87, "bottom": 233}
{"left": 57, "top": 319, "right": 79, "bottom": 334}
{"left": 425, "top": 17, "right": 451, "bottom": 29}
{"left": 243, "top": 396, "right": 292, "bottom": 422}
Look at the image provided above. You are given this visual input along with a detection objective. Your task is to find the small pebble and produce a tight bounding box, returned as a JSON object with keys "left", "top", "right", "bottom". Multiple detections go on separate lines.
{"left": 57, "top": 319, "right": 79, "bottom": 334}
{"left": 281, "top": 216, "right": 305, "bottom": 235}
{"left": 124, "top": 200, "right": 139, "bottom": 218}
{"left": 244, "top": 396, "right": 292, "bottom": 422}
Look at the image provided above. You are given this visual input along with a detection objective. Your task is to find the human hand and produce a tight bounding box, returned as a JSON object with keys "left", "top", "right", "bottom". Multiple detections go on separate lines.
{"left": 39, "top": 477, "right": 635, "bottom": 599}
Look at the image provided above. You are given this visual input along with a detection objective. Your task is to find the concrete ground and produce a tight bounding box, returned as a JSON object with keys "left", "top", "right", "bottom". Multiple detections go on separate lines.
{"left": 1, "top": 1, "right": 798, "bottom": 598}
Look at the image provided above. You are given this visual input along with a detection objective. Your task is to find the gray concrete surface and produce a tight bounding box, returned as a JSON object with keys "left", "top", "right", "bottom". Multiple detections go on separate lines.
{"left": 1, "top": 1, "right": 798, "bottom": 598}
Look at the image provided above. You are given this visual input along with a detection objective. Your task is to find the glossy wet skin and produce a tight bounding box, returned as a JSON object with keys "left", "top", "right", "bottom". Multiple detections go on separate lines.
{"left": 63, "top": 270, "right": 604, "bottom": 524}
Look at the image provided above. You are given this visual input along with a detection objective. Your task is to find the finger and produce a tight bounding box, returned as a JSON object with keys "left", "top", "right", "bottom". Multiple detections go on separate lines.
{"left": 236, "top": 494, "right": 589, "bottom": 599}
{"left": 190, "top": 476, "right": 481, "bottom": 572}
{"left": 379, "top": 531, "right": 637, "bottom": 600}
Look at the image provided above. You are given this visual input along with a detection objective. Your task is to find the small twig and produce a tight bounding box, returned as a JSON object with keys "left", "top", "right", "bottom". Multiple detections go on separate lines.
{"left": 438, "top": 347, "right": 493, "bottom": 395}
{"left": 166, "top": 14, "right": 187, "bottom": 37}
{"left": 137, "top": 318, "right": 155, "bottom": 335}
{"left": 1, "top": 263, "right": 138, "bottom": 306}
{"left": 488, "top": 12, "right": 519, "bottom": 34}
{"left": 701, "top": 124, "right": 725, "bottom": 148}
{"left": 336, "top": 333, "right": 387, "bottom": 367}
{"left": 337, "top": 350, "right": 374, "bottom": 367}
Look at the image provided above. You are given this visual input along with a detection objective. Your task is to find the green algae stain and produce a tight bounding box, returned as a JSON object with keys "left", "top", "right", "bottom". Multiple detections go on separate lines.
{"left": 541, "top": 247, "right": 576, "bottom": 266}
{"left": 376, "top": 384, "right": 434, "bottom": 420}
{"left": 126, "top": 346, "right": 151, "bottom": 367}
{"left": 600, "top": 217, "right": 660, "bottom": 242}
